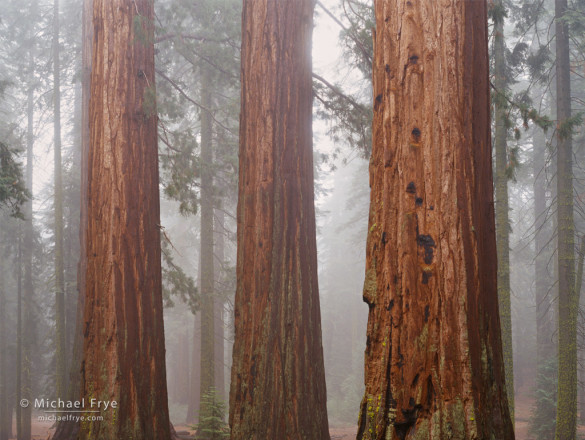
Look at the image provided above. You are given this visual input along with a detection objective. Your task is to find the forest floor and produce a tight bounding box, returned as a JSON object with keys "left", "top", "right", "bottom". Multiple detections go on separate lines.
{"left": 8, "top": 417, "right": 53, "bottom": 440}
{"left": 12, "top": 389, "right": 585, "bottom": 440}
{"left": 514, "top": 381, "right": 533, "bottom": 440}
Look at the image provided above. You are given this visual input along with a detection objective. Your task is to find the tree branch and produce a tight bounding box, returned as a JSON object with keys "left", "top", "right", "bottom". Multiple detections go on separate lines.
{"left": 312, "top": 72, "right": 367, "bottom": 112}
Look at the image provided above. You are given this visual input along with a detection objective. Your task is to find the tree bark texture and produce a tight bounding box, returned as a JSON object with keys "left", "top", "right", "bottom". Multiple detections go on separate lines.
{"left": 78, "top": 1, "right": 171, "bottom": 438}
{"left": 357, "top": 1, "right": 514, "bottom": 439}
{"left": 229, "top": 1, "right": 330, "bottom": 439}
{"left": 493, "top": 0, "right": 514, "bottom": 420}
{"left": 554, "top": 0, "right": 577, "bottom": 437}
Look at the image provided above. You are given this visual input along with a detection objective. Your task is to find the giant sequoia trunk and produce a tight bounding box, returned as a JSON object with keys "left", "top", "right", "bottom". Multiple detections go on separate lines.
{"left": 357, "top": 1, "right": 514, "bottom": 439}
{"left": 554, "top": 0, "right": 577, "bottom": 437}
{"left": 78, "top": 1, "right": 171, "bottom": 438}
{"left": 229, "top": 1, "right": 330, "bottom": 439}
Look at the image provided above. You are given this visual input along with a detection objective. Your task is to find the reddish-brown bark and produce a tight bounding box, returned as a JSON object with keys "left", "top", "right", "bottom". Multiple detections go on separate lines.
{"left": 229, "top": 1, "right": 330, "bottom": 439}
{"left": 357, "top": 1, "right": 514, "bottom": 439}
{"left": 78, "top": 1, "right": 171, "bottom": 439}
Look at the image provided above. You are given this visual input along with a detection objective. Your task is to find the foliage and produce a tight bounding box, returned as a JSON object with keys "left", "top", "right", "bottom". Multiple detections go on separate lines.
{"left": 529, "top": 358, "right": 557, "bottom": 440}
{"left": 0, "top": 141, "right": 29, "bottom": 219}
{"left": 557, "top": 113, "right": 584, "bottom": 141}
{"left": 159, "top": 130, "right": 200, "bottom": 216}
{"left": 338, "top": 0, "right": 374, "bottom": 80}
{"left": 488, "top": 0, "right": 508, "bottom": 26}
{"left": 313, "top": 0, "right": 374, "bottom": 159}
{"left": 313, "top": 77, "right": 372, "bottom": 157}
{"left": 155, "top": 0, "right": 241, "bottom": 216}
{"left": 193, "top": 388, "right": 230, "bottom": 440}
{"left": 161, "top": 235, "right": 198, "bottom": 313}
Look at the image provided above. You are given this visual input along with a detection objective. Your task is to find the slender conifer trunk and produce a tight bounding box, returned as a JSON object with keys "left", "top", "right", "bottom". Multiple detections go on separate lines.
{"left": 554, "top": 0, "right": 577, "bottom": 437}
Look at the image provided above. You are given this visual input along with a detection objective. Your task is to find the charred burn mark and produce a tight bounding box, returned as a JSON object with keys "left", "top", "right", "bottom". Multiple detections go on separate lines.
{"left": 429, "top": 205, "right": 434, "bottom": 211}
{"left": 409, "top": 55, "right": 419, "bottom": 64}
{"left": 411, "top": 127, "right": 421, "bottom": 143}
{"left": 394, "top": 405, "right": 421, "bottom": 440}
{"left": 383, "top": 360, "right": 398, "bottom": 438}
{"left": 381, "top": 231, "right": 388, "bottom": 246}
{"left": 397, "top": 349, "right": 405, "bottom": 368}
{"left": 426, "top": 375, "right": 435, "bottom": 408}
{"left": 416, "top": 234, "right": 436, "bottom": 264}
{"left": 415, "top": 197, "right": 423, "bottom": 207}
{"left": 364, "top": 295, "right": 374, "bottom": 310}
{"left": 424, "top": 305, "right": 430, "bottom": 322}
{"left": 375, "top": 93, "right": 383, "bottom": 110}
{"left": 385, "top": 64, "right": 391, "bottom": 74}
{"left": 356, "top": 404, "right": 369, "bottom": 439}
{"left": 387, "top": 299, "right": 395, "bottom": 311}
{"left": 406, "top": 182, "right": 416, "bottom": 194}
{"left": 412, "top": 374, "right": 419, "bottom": 387}
{"left": 422, "top": 270, "right": 432, "bottom": 285}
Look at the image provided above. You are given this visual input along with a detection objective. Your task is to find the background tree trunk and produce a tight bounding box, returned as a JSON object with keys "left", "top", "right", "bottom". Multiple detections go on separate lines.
{"left": 534, "top": 127, "right": 553, "bottom": 365}
{"left": 0, "top": 247, "right": 11, "bottom": 440}
{"left": 554, "top": 0, "right": 577, "bottom": 437}
{"left": 53, "top": 0, "right": 67, "bottom": 402}
{"left": 357, "top": 1, "right": 514, "bottom": 438}
{"left": 20, "top": 51, "right": 36, "bottom": 440}
{"left": 78, "top": 1, "right": 171, "bottom": 438}
{"left": 229, "top": 1, "right": 330, "bottom": 438}
{"left": 493, "top": 0, "right": 514, "bottom": 420}
{"left": 214, "top": 207, "right": 225, "bottom": 403}
{"left": 50, "top": 2, "right": 91, "bottom": 437}
{"left": 199, "top": 65, "right": 215, "bottom": 422}
{"left": 187, "top": 311, "right": 201, "bottom": 423}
